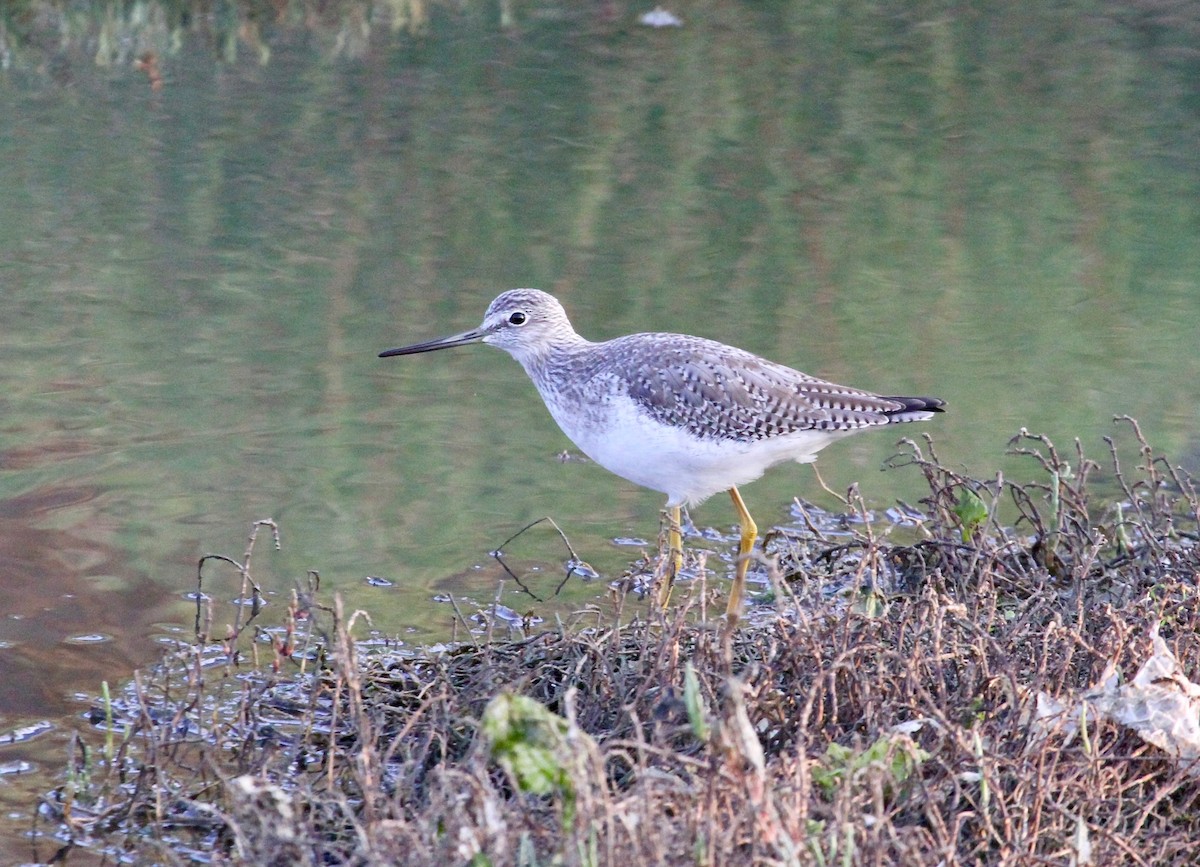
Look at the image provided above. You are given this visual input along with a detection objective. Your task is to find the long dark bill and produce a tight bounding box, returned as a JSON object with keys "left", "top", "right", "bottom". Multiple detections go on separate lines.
{"left": 378, "top": 327, "right": 487, "bottom": 358}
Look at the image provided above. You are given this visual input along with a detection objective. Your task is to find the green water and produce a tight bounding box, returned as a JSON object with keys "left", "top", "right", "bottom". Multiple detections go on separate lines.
{"left": 0, "top": 0, "right": 1198, "bottom": 854}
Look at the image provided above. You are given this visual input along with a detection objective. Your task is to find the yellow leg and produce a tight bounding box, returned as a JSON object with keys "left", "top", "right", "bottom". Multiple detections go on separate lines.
{"left": 726, "top": 486, "right": 757, "bottom": 626}
{"left": 657, "top": 504, "right": 683, "bottom": 607}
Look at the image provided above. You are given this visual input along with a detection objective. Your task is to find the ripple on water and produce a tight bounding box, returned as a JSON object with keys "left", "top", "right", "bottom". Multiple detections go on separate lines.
{"left": 2, "top": 721, "right": 54, "bottom": 745}
{"left": 64, "top": 633, "right": 112, "bottom": 645}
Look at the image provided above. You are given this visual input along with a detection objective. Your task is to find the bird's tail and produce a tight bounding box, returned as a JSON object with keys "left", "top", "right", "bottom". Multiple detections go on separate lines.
{"left": 882, "top": 396, "right": 946, "bottom": 424}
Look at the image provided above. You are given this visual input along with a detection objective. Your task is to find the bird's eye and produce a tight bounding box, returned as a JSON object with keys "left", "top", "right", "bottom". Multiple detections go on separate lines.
{"left": 508, "top": 311, "right": 528, "bottom": 326}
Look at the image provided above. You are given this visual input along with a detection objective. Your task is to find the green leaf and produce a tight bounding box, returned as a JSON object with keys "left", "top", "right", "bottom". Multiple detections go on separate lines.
{"left": 684, "top": 662, "right": 710, "bottom": 743}
{"left": 953, "top": 487, "right": 988, "bottom": 543}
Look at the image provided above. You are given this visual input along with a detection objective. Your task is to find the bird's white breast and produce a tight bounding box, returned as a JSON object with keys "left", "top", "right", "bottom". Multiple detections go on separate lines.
{"left": 541, "top": 386, "right": 846, "bottom": 507}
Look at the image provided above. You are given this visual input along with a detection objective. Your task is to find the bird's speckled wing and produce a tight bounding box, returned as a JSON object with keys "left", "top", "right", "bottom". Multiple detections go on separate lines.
{"left": 607, "top": 333, "right": 939, "bottom": 443}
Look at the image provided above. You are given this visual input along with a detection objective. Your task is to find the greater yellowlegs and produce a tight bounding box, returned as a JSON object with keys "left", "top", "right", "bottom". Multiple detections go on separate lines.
{"left": 380, "top": 289, "right": 944, "bottom": 626}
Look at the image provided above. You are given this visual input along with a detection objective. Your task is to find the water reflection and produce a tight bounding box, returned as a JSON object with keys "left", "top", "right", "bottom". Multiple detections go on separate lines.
{"left": 0, "top": 0, "right": 1194, "bottom": 653}
{"left": 0, "top": 485, "right": 175, "bottom": 719}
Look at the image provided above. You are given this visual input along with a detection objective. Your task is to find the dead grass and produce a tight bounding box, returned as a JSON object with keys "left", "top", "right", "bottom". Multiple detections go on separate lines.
{"left": 37, "top": 419, "right": 1200, "bottom": 865}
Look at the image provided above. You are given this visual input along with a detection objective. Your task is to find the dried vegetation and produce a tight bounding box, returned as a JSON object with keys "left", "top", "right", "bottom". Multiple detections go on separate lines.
{"left": 38, "top": 420, "right": 1200, "bottom": 865}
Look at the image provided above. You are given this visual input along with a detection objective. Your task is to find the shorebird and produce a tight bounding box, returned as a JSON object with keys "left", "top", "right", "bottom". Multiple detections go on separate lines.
{"left": 380, "top": 289, "right": 944, "bottom": 626}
